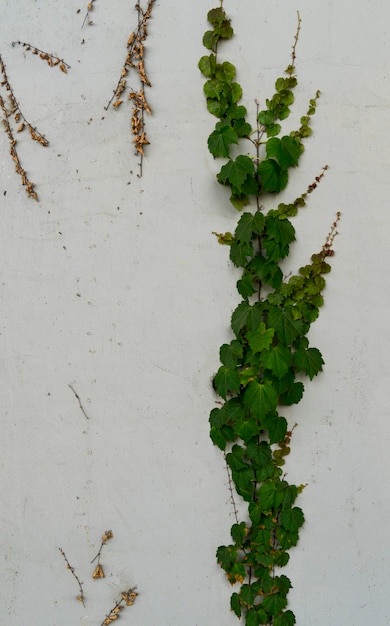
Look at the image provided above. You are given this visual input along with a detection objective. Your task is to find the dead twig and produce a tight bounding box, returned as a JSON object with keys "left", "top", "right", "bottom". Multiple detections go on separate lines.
{"left": 59, "top": 547, "right": 85, "bottom": 605}
{"left": 68, "top": 383, "right": 90, "bottom": 420}
{"left": 11, "top": 41, "right": 70, "bottom": 73}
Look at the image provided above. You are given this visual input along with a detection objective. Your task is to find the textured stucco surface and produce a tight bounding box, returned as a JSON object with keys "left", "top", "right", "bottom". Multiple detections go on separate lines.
{"left": 1, "top": 1, "right": 390, "bottom": 624}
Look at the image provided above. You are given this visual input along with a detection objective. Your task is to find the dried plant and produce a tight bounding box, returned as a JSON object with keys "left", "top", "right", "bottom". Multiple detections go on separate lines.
{"left": 68, "top": 383, "right": 90, "bottom": 420}
{"left": 91, "top": 529, "right": 113, "bottom": 579}
{"left": 100, "top": 588, "right": 138, "bottom": 625}
{"left": 11, "top": 41, "right": 70, "bottom": 73}
{"left": 0, "top": 53, "right": 49, "bottom": 200}
{"left": 82, "top": 0, "right": 97, "bottom": 28}
{"left": 105, "top": 0, "right": 155, "bottom": 176}
{"left": 59, "top": 547, "right": 85, "bottom": 605}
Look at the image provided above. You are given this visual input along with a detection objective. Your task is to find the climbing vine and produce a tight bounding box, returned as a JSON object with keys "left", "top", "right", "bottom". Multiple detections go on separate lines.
{"left": 199, "top": 6, "right": 339, "bottom": 625}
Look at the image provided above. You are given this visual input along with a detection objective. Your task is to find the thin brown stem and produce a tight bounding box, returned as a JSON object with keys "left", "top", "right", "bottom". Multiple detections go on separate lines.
{"left": 59, "top": 547, "right": 85, "bottom": 605}
{"left": 224, "top": 453, "right": 240, "bottom": 525}
{"left": 290, "top": 12, "right": 301, "bottom": 74}
{"left": 90, "top": 530, "right": 114, "bottom": 579}
{"left": 68, "top": 384, "right": 90, "bottom": 420}
{"left": 82, "top": 0, "right": 97, "bottom": 28}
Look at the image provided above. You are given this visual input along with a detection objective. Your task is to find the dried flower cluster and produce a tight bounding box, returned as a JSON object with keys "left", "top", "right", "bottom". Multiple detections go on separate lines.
{"left": 105, "top": 0, "right": 155, "bottom": 175}
{"left": 0, "top": 53, "right": 50, "bottom": 200}
{"left": 11, "top": 41, "right": 70, "bottom": 73}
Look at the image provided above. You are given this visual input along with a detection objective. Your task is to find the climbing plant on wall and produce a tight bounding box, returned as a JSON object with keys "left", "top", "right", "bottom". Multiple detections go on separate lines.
{"left": 199, "top": 5, "right": 339, "bottom": 625}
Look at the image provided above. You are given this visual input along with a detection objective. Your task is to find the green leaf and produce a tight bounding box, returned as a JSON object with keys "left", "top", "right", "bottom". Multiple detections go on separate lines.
{"left": 235, "top": 211, "right": 265, "bottom": 243}
{"left": 234, "top": 118, "right": 252, "bottom": 137}
{"left": 226, "top": 444, "right": 246, "bottom": 470}
{"left": 216, "top": 544, "right": 237, "bottom": 571}
{"left": 247, "top": 256, "right": 283, "bottom": 290}
{"left": 266, "top": 136, "right": 301, "bottom": 169}
{"left": 258, "top": 159, "right": 288, "bottom": 193}
{"left": 280, "top": 507, "right": 305, "bottom": 531}
{"left": 198, "top": 54, "right": 216, "bottom": 78}
{"left": 220, "top": 340, "right": 243, "bottom": 368}
{"left": 246, "top": 439, "right": 272, "bottom": 466}
{"left": 226, "top": 104, "right": 247, "bottom": 120}
{"left": 244, "top": 380, "right": 278, "bottom": 419}
{"left": 221, "top": 397, "right": 246, "bottom": 424}
{"left": 262, "top": 412, "right": 288, "bottom": 444}
{"left": 230, "top": 239, "right": 254, "bottom": 267}
{"left": 273, "top": 575, "right": 293, "bottom": 596}
{"left": 275, "top": 481, "right": 298, "bottom": 508}
{"left": 215, "top": 22, "right": 234, "bottom": 40}
{"left": 210, "top": 426, "right": 227, "bottom": 450}
{"left": 213, "top": 365, "right": 240, "bottom": 399}
{"left": 273, "top": 551, "right": 290, "bottom": 567}
{"left": 267, "top": 308, "right": 304, "bottom": 345}
{"left": 208, "top": 123, "right": 239, "bottom": 158}
{"left": 230, "top": 193, "right": 249, "bottom": 211}
{"left": 280, "top": 381, "right": 304, "bottom": 405}
{"left": 230, "top": 593, "right": 242, "bottom": 618}
{"left": 237, "top": 272, "right": 257, "bottom": 299}
{"left": 293, "top": 347, "right": 324, "bottom": 379}
{"left": 202, "top": 30, "right": 218, "bottom": 50}
{"left": 231, "top": 301, "right": 263, "bottom": 335}
{"left": 207, "top": 96, "right": 228, "bottom": 117}
{"left": 273, "top": 610, "right": 296, "bottom": 626}
{"left": 207, "top": 7, "right": 228, "bottom": 27}
{"left": 218, "top": 155, "right": 254, "bottom": 193}
{"left": 246, "top": 323, "right": 275, "bottom": 353}
{"left": 275, "top": 76, "right": 297, "bottom": 91}
{"left": 239, "top": 583, "right": 255, "bottom": 607}
{"left": 231, "top": 521, "right": 247, "bottom": 545}
{"left": 262, "top": 593, "right": 288, "bottom": 616}
{"left": 265, "top": 216, "right": 296, "bottom": 246}
{"left": 209, "top": 407, "right": 225, "bottom": 428}
{"left": 235, "top": 418, "right": 261, "bottom": 442}
{"left": 276, "top": 528, "right": 299, "bottom": 549}
{"left": 245, "top": 608, "right": 260, "bottom": 626}
{"left": 257, "top": 481, "right": 276, "bottom": 512}
{"left": 261, "top": 345, "right": 292, "bottom": 378}
{"left": 230, "top": 82, "right": 243, "bottom": 103}
{"left": 215, "top": 61, "right": 236, "bottom": 82}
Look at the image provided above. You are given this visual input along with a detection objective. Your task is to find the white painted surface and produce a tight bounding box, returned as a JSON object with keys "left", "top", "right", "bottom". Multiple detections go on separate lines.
{"left": 0, "top": 1, "right": 389, "bottom": 624}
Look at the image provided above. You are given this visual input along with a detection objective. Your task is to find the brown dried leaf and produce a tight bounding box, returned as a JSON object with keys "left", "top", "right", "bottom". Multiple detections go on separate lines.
{"left": 102, "top": 530, "right": 113, "bottom": 542}
{"left": 60, "top": 63, "right": 67, "bottom": 73}
{"left": 17, "top": 123, "right": 25, "bottom": 132}
{"left": 92, "top": 564, "right": 105, "bottom": 579}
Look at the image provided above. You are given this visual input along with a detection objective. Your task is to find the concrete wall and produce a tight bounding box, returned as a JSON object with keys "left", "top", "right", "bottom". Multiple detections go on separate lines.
{"left": 1, "top": 1, "right": 389, "bottom": 624}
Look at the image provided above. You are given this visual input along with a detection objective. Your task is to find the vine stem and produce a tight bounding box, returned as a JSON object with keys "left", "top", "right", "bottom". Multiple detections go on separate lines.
{"left": 224, "top": 453, "right": 240, "bottom": 525}
{"left": 290, "top": 11, "right": 302, "bottom": 72}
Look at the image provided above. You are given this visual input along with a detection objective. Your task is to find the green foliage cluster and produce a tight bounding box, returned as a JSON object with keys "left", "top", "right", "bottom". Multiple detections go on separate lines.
{"left": 199, "top": 6, "right": 339, "bottom": 626}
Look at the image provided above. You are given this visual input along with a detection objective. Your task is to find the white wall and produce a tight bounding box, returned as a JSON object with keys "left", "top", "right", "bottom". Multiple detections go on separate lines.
{"left": 1, "top": 1, "right": 389, "bottom": 624}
